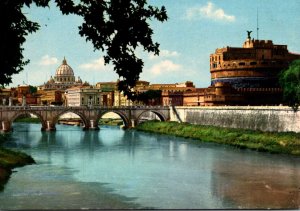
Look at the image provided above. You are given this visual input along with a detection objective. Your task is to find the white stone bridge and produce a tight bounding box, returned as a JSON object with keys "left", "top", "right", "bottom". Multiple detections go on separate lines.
{"left": 0, "top": 106, "right": 170, "bottom": 132}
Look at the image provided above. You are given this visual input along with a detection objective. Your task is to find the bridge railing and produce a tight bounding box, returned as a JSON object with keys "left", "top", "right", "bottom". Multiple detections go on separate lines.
{"left": 0, "top": 105, "right": 170, "bottom": 110}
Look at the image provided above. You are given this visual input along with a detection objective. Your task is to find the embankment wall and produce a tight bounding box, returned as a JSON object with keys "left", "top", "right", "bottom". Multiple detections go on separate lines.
{"left": 170, "top": 106, "right": 300, "bottom": 133}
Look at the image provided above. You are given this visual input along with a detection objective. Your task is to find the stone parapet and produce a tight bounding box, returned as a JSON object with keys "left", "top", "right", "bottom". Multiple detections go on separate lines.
{"left": 170, "top": 106, "right": 299, "bottom": 132}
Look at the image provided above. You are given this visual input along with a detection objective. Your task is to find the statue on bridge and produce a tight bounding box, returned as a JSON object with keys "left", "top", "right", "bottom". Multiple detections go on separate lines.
{"left": 247, "top": 30, "right": 252, "bottom": 39}
{"left": 22, "top": 95, "right": 26, "bottom": 106}
{"left": 2, "top": 98, "right": 6, "bottom": 106}
{"left": 9, "top": 97, "right": 12, "bottom": 106}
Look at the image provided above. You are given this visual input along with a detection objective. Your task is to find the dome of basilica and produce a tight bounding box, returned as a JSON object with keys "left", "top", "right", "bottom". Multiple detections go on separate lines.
{"left": 39, "top": 57, "right": 83, "bottom": 91}
{"left": 55, "top": 57, "right": 74, "bottom": 76}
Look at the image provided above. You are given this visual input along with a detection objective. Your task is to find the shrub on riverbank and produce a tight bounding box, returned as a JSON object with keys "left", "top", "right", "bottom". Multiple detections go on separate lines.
{"left": 0, "top": 147, "right": 35, "bottom": 169}
{"left": 136, "top": 121, "right": 300, "bottom": 156}
{"left": 0, "top": 134, "right": 35, "bottom": 190}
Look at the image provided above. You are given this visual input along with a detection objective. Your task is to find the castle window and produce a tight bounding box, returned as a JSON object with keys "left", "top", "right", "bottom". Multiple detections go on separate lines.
{"left": 239, "top": 62, "right": 245, "bottom": 66}
{"left": 250, "top": 62, "right": 257, "bottom": 65}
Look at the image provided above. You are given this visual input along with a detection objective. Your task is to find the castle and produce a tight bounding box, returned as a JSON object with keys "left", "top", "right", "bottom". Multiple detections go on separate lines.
{"left": 206, "top": 32, "right": 300, "bottom": 105}
{"left": 161, "top": 32, "right": 300, "bottom": 106}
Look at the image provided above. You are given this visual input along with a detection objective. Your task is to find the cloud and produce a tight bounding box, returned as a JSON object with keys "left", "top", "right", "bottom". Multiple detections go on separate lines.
{"left": 79, "top": 57, "right": 109, "bottom": 71}
{"left": 149, "top": 50, "right": 180, "bottom": 60}
{"left": 149, "top": 60, "right": 181, "bottom": 75}
{"left": 39, "top": 55, "right": 58, "bottom": 66}
{"left": 186, "top": 2, "right": 235, "bottom": 22}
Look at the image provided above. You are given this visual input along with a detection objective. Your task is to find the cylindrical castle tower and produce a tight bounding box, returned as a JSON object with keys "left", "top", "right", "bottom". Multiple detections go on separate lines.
{"left": 209, "top": 34, "right": 300, "bottom": 89}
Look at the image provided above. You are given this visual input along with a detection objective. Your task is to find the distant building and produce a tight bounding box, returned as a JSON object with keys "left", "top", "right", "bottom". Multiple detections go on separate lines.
{"left": 0, "top": 88, "right": 15, "bottom": 105}
{"left": 95, "top": 82, "right": 116, "bottom": 106}
{"left": 203, "top": 33, "right": 300, "bottom": 106}
{"left": 15, "top": 84, "right": 41, "bottom": 105}
{"left": 210, "top": 35, "right": 300, "bottom": 89}
{"left": 38, "top": 57, "right": 84, "bottom": 91}
{"left": 96, "top": 80, "right": 152, "bottom": 106}
{"left": 183, "top": 88, "right": 205, "bottom": 106}
{"left": 149, "top": 81, "right": 195, "bottom": 91}
{"left": 64, "top": 86, "right": 102, "bottom": 107}
{"left": 153, "top": 81, "right": 196, "bottom": 106}
{"left": 160, "top": 34, "right": 300, "bottom": 107}
{"left": 37, "top": 90, "right": 62, "bottom": 106}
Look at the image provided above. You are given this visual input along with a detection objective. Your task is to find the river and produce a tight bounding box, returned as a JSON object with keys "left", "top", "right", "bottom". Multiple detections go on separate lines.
{"left": 0, "top": 123, "right": 299, "bottom": 209}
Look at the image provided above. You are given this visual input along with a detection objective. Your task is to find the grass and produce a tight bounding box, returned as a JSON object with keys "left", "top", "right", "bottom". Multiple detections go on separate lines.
{"left": 136, "top": 121, "right": 300, "bottom": 156}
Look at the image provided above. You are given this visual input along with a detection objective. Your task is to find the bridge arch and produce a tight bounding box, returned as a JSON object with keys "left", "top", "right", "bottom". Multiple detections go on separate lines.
{"left": 53, "top": 109, "right": 89, "bottom": 130}
{"left": 10, "top": 111, "right": 45, "bottom": 130}
{"left": 136, "top": 110, "right": 167, "bottom": 123}
{"left": 97, "top": 110, "right": 130, "bottom": 128}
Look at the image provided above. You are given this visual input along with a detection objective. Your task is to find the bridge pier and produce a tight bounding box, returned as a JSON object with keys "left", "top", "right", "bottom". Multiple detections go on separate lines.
{"left": 89, "top": 119, "right": 99, "bottom": 130}
{"left": 45, "top": 121, "right": 56, "bottom": 131}
{"left": 130, "top": 119, "right": 138, "bottom": 128}
{"left": 1, "top": 121, "right": 11, "bottom": 132}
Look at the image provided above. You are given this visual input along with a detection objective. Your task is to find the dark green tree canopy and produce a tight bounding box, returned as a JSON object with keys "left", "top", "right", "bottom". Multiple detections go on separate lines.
{"left": 137, "top": 89, "right": 162, "bottom": 105}
{"left": 1, "top": 0, "right": 167, "bottom": 99}
{"left": 279, "top": 59, "right": 300, "bottom": 111}
{"left": 0, "top": 0, "right": 49, "bottom": 86}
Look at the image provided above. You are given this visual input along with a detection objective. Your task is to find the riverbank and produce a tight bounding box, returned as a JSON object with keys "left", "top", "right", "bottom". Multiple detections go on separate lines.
{"left": 136, "top": 121, "right": 300, "bottom": 156}
{"left": 0, "top": 135, "right": 35, "bottom": 191}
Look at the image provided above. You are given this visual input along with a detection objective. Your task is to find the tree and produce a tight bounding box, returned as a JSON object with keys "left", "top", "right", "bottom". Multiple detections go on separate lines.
{"left": 0, "top": 0, "right": 49, "bottom": 86}
{"left": 137, "top": 90, "right": 161, "bottom": 105}
{"left": 279, "top": 60, "right": 300, "bottom": 111}
{"left": 29, "top": 85, "right": 37, "bottom": 93}
{"left": 1, "top": 0, "right": 168, "bottom": 100}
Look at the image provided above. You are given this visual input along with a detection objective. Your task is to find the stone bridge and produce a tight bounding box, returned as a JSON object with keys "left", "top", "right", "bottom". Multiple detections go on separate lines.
{"left": 0, "top": 106, "right": 170, "bottom": 132}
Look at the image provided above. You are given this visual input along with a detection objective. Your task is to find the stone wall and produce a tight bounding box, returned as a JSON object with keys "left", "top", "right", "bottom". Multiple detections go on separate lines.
{"left": 170, "top": 106, "right": 300, "bottom": 133}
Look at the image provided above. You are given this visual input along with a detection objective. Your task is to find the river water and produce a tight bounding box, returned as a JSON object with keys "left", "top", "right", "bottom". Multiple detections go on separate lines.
{"left": 0, "top": 123, "right": 299, "bottom": 209}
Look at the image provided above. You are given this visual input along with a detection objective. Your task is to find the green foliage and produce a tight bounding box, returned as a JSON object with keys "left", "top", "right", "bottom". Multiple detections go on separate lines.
{"left": 0, "top": 131, "right": 35, "bottom": 191}
{"left": 29, "top": 85, "right": 37, "bottom": 93}
{"left": 136, "top": 121, "right": 300, "bottom": 156}
{"left": 14, "top": 117, "right": 40, "bottom": 123}
{"left": 137, "top": 90, "right": 162, "bottom": 104}
{"left": 1, "top": 0, "right": 167, "bottom": 99}
{"left": 0, "top": 0, "right": 49, "bottom": 86}
{"left": 0, "top": 147, "right": 35, "bottom": 169}
{"left": 0, "top": 134, "right": 10, "bottom": 146}
{"left": 279, "top": 60, "right": 300, "bottom": 111}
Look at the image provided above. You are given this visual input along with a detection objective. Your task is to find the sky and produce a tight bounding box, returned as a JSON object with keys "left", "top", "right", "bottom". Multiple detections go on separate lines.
{"left": 10, "top": 0, "right": 300, "bottom": 88}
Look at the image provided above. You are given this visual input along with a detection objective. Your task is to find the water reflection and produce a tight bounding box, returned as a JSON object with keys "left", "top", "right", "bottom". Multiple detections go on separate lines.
{"left": 0, "top": 123, "right": 299, "bottom": 209}
{"left": 210, "top": 149, "right": 300, "bottom": 209}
